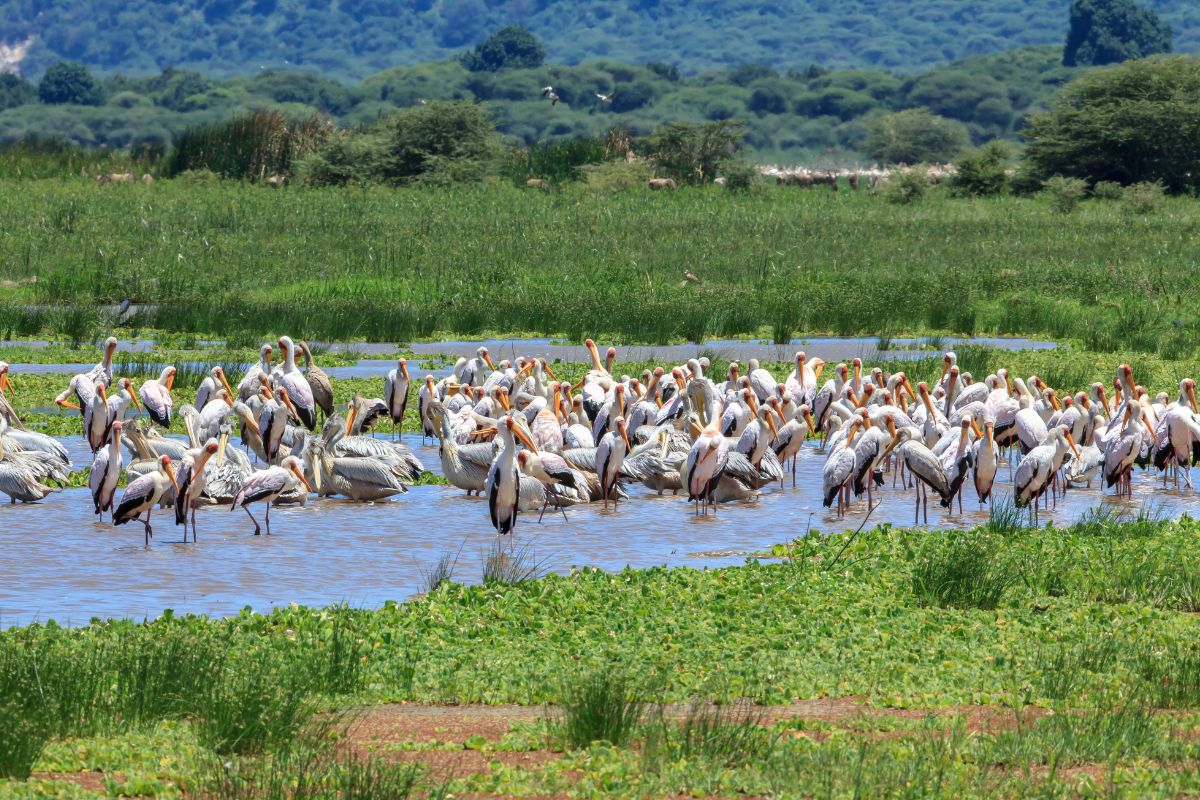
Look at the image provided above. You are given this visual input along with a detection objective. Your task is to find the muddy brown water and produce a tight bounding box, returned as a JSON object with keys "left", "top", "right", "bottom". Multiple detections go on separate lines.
{"left": 3, "top": 432, "right": 1197, "bottom": 628}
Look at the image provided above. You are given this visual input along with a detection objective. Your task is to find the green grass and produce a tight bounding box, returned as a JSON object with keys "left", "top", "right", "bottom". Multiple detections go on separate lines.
{"left": 3, "top": 182, "right": 1200, "bottom": 351}
{"left": 553, "top": 666, "right": 646, "bottom": 750}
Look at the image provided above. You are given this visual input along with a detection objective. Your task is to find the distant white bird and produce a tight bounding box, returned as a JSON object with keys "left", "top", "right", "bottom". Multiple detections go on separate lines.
{"left": 541, "top": 86, "right": 560, "bottom": 105}
{"left": 595, "top": 90, "right": 616, "bottom": 103}
{"left": 90, "top": 421, "right": 124, "bottom": 521}
{"left": 175, "top": 438, "right": 220, "bottom": 542}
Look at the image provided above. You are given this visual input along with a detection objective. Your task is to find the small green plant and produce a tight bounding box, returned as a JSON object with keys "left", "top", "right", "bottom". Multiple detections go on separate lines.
{"left": 882, "top": 168, "right": 929, "bottom": 204}
{"left": 1122, "top": 180, "right": 1165, "bottom": 214}
{"left": 422, "top": 546, "right": 462, "bottom": 593}
{"left": 1043, "top": 176, "right": 1087, "bottom": 214}
{"left": 910, "top": 533, "right": 1016, "bottom": 610}
{"left": 1091, "top": 180, "right": 1124, "bottom": 200}
{"left": 553, "top": 665, "right": 644, "bottom": 749}
{"left": 481, "top": 539, "right": 550, "bottom": 586}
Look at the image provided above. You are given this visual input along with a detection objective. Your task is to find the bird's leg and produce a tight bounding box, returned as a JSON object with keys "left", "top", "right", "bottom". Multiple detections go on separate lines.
{"left": 923, "top": 484, "right": 929, "bottom": 525}
{"left": 245, "top": 505, "right": 260, "bottom": 535}
{"left": 192, "top": 504, "right": 199, "bottom": 542}
{"left": 914, "top": 483, "right": 920, "bottom": 526}
{"left": 143, "top": 512, "right": 151, "bottom": 546}
{"left": 265, "top": 501, "right": 271, "bottom": 535}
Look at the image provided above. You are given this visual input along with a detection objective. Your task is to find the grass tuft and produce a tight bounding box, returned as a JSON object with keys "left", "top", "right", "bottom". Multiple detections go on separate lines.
{"left": 553, "top": 665, "right": 644, "bottom": 750}
{"left": 910, "top": 532, "right": 1016, "bottom": 610}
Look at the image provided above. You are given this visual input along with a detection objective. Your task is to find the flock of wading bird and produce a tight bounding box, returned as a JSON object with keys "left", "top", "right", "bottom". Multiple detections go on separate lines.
{"left": 0, "top": 337, "right": 1199, "bottom": 543}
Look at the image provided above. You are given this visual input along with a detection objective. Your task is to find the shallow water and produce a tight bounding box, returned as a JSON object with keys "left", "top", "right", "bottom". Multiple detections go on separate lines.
{"left": 2, "top": 431, "right": 1196, "bottom": 628}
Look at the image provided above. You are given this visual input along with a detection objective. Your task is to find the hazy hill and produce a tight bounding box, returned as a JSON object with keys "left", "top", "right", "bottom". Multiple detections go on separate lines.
{"left": 3, "top": 0, "right": 1198, "bottom": 80}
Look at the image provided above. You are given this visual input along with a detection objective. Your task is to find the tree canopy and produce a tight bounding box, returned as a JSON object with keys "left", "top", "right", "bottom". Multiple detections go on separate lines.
{"left": 862, "top": 108, "right": 969, "bottom": 164}
{"left": 1063, "top": 0, "right": 1173, "bottom": 66}
{"left": 37, "top": 61, "right": 103, "bottom": 105}
{"left": 3, "top": 0, "right": 1200, "bottom": 79}
{"left": 1023, "top": 56, "right": 1200, "bottom": 193}
{"left": 460, "top": 26, "right": 546, "bottom": 73}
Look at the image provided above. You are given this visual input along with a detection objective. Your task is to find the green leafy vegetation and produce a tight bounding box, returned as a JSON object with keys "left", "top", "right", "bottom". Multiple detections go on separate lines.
{"left": 0, "top": 45, "right": 1083, "bottom": 160}
{"left": 863, "top": 108, "right": 969, "bottom": 164}
{"left": 7, "top": 0, "right": 1200, "bottom": 80}
{"left": 1064, "top": 0, "right": 1174, "bottom": 66}
{"left": 1024, "top": 56, "right": 1200, "bottom": 192}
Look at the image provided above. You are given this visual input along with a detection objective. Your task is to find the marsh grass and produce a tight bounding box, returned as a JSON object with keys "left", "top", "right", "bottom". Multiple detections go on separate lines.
{"left": 422, "top": 546, "right": 463, "bottom": 594}
{"left": 984, "top": 496, "right": 1025, "bottom": 534}
{"left": 553, "top": 665, "right": 645, "bottom": 749}
{"left": 910, "top": 532, "right": 1016, "bottom": 610}
{"left": 481, "top": 539, "right": 551, "bottom": 586}
{"left": 642, "top": 701, "right": 777, "bottom": 772}
{"left": 192, "top": 747, "right": 421, "bottom": 800}
{"left": 1134, "top": 643, "right": 1200, "bottom": 708}
{"left": 985, "top": 703, "right": 1169, "bottom": 768}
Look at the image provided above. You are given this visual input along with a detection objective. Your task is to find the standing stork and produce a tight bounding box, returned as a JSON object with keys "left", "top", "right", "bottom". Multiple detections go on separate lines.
{"left": 237, "top": 344, "right": 273, "bottom": 401}
{"left": 890, "top": 427, "right": 952, "bottom": 525}
{"left": 276, "top": 336, "right": 317, "bottom": 430}
{"left": 175, "top": 438, "right": 220, "bottom": 542}
{"left": 384, "top": 358, "right": 411, "bottom": 439}
{"left": 230, "top": 454, "right": 312, "bottom": 535}
{"left": 90, "top": 421, "right": 124, "bottom": 521}
{"left": 486, "top": 415, "right": 538, "bottom": 535}
{"left": 87, "top": 337, "right": 119, "bottom": 386}
{"left": 140, "top": 366, "right": 175, "bottom": 428}
{"left": 596, "top": 417, "right": 633, "bottom": 510}
{"left": 1015, "top": 426, "right": 1080, "bottom": 523}
{"left": 113, "top": 455, "right": 179, "bottom": 545}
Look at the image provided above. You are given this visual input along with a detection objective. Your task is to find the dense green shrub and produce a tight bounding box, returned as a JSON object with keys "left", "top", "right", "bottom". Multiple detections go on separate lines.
{"left": 37, "top": 62, "right": 104, "bottom": 106}
{"left": 1091, "top": 180, "right": 1124, "bottom": 199}
{"left": 863, "top": 108, "right": 969, "bottom": 164}
{"left": 949, "top": 141, "right": 1011, "bottom": 196}
{"left": 1064, "top": 0, "right": 1173, "bottom": 67}
{"left": 301, "top": 101, "right": 499, "bottom": 186}
{"left": 1122, "top": 180, "right": 1165, "bottom": 213}
{"left": 644, "top": 120, "right": 744, "bottom": 185}
{"left": 1023, "top": 57, "right": 1200, "bottom": 193}
{"left": 882, "top": 169, "right": 930, "bottom": 203}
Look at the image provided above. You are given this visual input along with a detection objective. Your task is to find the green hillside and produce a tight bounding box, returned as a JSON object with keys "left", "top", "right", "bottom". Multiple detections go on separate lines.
{"left": 0, "top": 46, "right": 1081, "bottom": 161}
{"left": 3, "top": 0, "right": 1199, "bottom": 80}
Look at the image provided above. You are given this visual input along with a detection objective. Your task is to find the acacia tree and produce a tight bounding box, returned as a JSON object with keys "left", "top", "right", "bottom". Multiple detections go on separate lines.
{"left": 645, "top": 120, "right": 744, "bottom": 185}
{"left": 1063, "top": 0, "right": 1172, "bottom": 66}
{"left": 37, "top": 61, "right": 103, "bottom": 105}
{"left": 1023, "top": 57, "right": 1200, "bottom": 193}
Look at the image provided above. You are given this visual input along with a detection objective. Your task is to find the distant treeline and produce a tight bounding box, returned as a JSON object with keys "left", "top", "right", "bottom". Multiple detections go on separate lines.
{"left": 0, "top": 46, "right": 1081, "bottom": 162}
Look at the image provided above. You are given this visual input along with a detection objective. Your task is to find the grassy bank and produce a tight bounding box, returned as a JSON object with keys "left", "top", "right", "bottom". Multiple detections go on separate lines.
{"left": 1, "top": 182, "right": 1199, "bottom": 353}
{"left": 3, "top": 516, "right": 1200, "bottom": 796}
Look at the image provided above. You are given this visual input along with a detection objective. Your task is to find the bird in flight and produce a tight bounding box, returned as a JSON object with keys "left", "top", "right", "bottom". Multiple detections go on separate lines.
{"left": 541, "top": 86, "right": 560, "bottom": 105}
{"left": 595, "top": 90, "right": 616, "bottom": 103}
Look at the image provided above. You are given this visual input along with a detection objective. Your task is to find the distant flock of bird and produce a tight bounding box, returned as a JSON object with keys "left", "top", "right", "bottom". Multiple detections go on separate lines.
{"left": 1, "top": 337, "right": 1198, "bottom": 545}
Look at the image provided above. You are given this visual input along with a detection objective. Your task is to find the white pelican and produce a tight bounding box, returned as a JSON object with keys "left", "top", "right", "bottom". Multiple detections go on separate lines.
{"left": 89, "top": 420, "right": 123, "bottom": 521}
{"left": 114, "top": 454, "right": 179, "bottom": 545}
{"left": 596, "top": 417, "right": 633, "bottom": 509}
{"left": 384, "top": 358, "right": 411, "bottom": 438}
{"left": 139, "top": 366, "right": 175, "bottom": 428}
{"left": 486, "top": 415, "right": 538, "bottom": 534}
{"left": 436, "top": 408, "right": 495, "bottom": 495}
{"left": 231, "top": 454, "right": 311, "bottom": 535}
{"left": 0, "top": 414, "right": 70, "bottom": 469}
{"left": 174, "top": 438, "right": 220, "bottom": 541}
{"left": 276, "top": 336, "right": 317, "bottom": 430}
{"left": 0, "top": 435, "right": 61, "bottom": 503}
